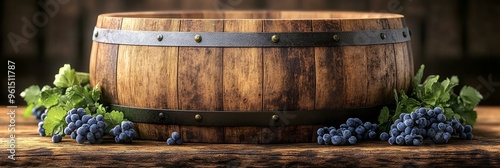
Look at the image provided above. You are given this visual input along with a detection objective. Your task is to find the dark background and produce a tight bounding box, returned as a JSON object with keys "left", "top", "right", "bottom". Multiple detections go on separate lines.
{"left": 2, "top": 0, "right": 499, "bottom": 105}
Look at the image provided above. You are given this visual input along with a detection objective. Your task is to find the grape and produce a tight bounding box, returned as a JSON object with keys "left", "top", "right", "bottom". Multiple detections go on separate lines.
{"left": 317, "top": 136, "right": 324, "bottom": 145}
{"left": 77, "top": 126, "right": 88, "bottom": 135}
{"left": 379, "top": 132, "right": 389, "bottom": 141}
{"left": 166, "top": 131, "right": 183, "bottom": 145}
{"left": 346, "top": 118, "right": 357, "bottom": 127}
{"left": 339, "top": 124, "right": 348, "bottom": 129}
{"left": 342, "top": 130, "right": 352, "bottom": 139}
{"left": 75, "top": 120, "right": 83, "bottom": 127}
{"left": 71, "top": 114, "right": 79, "bottom": 122}
{"left": 363, "top": 122, "right": 372, "bottom": 130}
{"left": 434, "top": 107, "right": 443, "bottom": 114}
{"left": 413, "top": 138, "right": 423, "bottom": 146}
{"left": 410, "top": 112, "right": 418, "bottom": 120}
{"left": 395, "top": 135, "right": 404, "bottom": 145}
{"left": 443, "top": 132, "right": 451, "bottom": 141}
{"left": 64, "top": 127, "right": 73, "bottom": 135}
{"left": 464, "top": 125, "right": 472, "bottom": 133}
{"left": 355, "top": 126, "right": 366, "bottom": 135}
{"left": 465, "top": 133, "right": 473, "bottom": 140}
{"left": 388, "top": 136, "right": 396, "bottom": 145}
{"left": 317, "top": 128, "right": 325, "bottom": 136}
{"left": 348, "top": 136, "right": 357, "bottom": 145}
{"left": 52, "top": 134, "right": 62, "bottom": 143}
{"left": 437, "top": 123, "right": 446, "bottom": 131}
{"left": 437, "top": 114, "right": 446, "bottom": 122}
{"left": 38, "top": 121, "right": 46, "bottom": 136}
{"left": 404, "top": 134, "right": 413, "bottom": 145}
{"left": 87, "top": 118, "right": 96, "bottom": 125}
{"left": 396, "top": 122, "right": 406, "bottom": 132}
{"left": 111, "top": 121, "right": 137, "bottom": 143}
{"left": 77, "top": 108, "right": 86, "bottom": 116}
{"left": 167, "top": 138, "right": 176, "bottom": 145}
{"left": 38, "top": 127, "right": 46, "bottom": 136}
{"left": 323, "top": 134, "right": 332, "bottom": 145}
{"left": 368, "top": 131, "right": 377, "bottom": 139}
{"left": 32, "top": 106, "right": 47, "bottom": 120}
{"left": 390, "top": 128, "right": 400, "bottom": 137}
{"left": 175, "top": 139, "right": 183, "bottom": 145}
{"left": 329, "top": 129, "right": 337, "bottom": 136}
{"left": 403, "top": 114, "right": 411, "bottom": 121}
{"left": 82, "top": 115, "right": 92, "bottom": 123}
{"left": 71, "top": 132, "right": 77, "bottom": 139}
{"left": 404, "top": 119, "right": 414, "bottom": 127}
{"left": 76, "top": 135, "right": 86, "bottom": 144}
{"left": 426, "top": 110, "right": 435, "bottom": 117}
{"left": 445, "top": 125, "right": 453, "bottom": 134}
{"left": 65, "top": 115, "right": 72, "bottom": 123}
{"left": 331, "top": 135, "right": 343, "bottom": 145}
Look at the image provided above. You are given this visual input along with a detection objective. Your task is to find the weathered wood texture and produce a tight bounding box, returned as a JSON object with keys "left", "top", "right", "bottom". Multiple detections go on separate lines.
{"left": 1, "top": 107, "right": 499, "bottom": 167}
{"left": 89, "top": 11, "right": 413, "bottom": 143}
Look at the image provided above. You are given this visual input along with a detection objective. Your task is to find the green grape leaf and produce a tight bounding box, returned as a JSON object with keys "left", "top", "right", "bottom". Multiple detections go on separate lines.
{"left": 104, "top": 110, "right": 125, "bottom": 131}
{"left": 43, "top": 106, "right": 68, "bottom": 136}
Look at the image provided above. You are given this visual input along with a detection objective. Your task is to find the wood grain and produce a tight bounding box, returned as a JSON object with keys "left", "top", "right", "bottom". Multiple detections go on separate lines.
{"left": 262, "top": 20, "right": 315, "bottom": 111}
{"left": 313, "top": 19, "right": 345, "bottom": 109}
{"left": 116, "top": 18, "right": 179, "bottom": 109}
{"left": 93, "top": 16, "right": 122, "bottom": 104}
{"left": 177, "top": 19, "right": 224, "bottom": 143}
{"left": 340, "top": 19, "right": 368, "bottom": 107}
{"left": 1, "top": 107, "right": 499, "bottom": 167}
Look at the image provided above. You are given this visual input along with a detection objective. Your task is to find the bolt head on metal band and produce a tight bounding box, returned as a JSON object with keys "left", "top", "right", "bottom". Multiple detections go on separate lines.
{"left": 333, "top": 34, "right": 340, "bottom": 42}
{"left": 157, "top": 34, "right": 163, "bottom": 42}
{"left": 272, "top": 115, "right": 280, "bottom": 122}
{"left": 158, "top": 112, "right": 165, "bottom": 119}
{"left": 380, "top": 33, "right": 386, "bottom": 40}
{"left": 271, "top": 34, "right": 279, "bottom": 43}
{"left": 194, "top": 34, "right": 202, "bottom": 43}
{"left": 94, "top": 31, "right": 98, "bottom": 38}
{"left": 195, "top": 114, "right": 202, "bottom": 121}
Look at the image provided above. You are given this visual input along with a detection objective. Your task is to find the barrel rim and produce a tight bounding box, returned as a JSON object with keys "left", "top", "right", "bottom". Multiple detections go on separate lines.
{"left": 98, "top": 10, "right": 405, "bottom": 20}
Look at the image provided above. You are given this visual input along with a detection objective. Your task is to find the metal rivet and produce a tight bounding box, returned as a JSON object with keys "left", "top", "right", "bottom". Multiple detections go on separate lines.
{"left": 94, "top": 31, "right": 98, "bottom": 38}
{"left": 158, "top": 112, "right": 165, "bottom": 119}
{"left": 380, "top": 33, "right": 386, "bottom": 40}
{"left": 194, "top": 34, "right": 202, "bottom": 43}
{"left": 271, "top": 34, "right": 279, "bottom": 43}
{"left": 157, "top": 34, "right": 163, "bottom": 41}
{"left": 332, "top": 34, "right": 340, "bottom": 42}
{"left": 272, "top": 115, "right": 279, "bottom": 122}
{"left": 195, "top": 114, "right": 202, "bottom": 121}
{"left": 402, "top": 31, "right": 407, "bottom": 38}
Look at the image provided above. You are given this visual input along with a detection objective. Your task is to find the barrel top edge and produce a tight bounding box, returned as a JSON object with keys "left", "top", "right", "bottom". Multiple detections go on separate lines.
{"left": 97, "top": 10, "right": 405, "bottom": 21}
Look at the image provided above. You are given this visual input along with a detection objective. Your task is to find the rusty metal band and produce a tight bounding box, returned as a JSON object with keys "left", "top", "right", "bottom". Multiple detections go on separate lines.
{"left": 110, "top": 104, "right": 382, "bottom": 127}
{"left": 92, "top": 27, "right": 410, "bottom": 47}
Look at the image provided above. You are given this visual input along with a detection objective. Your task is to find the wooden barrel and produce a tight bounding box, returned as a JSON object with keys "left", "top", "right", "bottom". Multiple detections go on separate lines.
{"left": 89, "top": 11, "right": 413, "bottom": 143}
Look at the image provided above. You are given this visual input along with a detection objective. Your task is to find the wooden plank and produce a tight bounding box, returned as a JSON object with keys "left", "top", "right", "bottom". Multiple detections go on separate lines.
{"left": 222, "top": 19, "right": 263, "bottom": 143}
{"left": 340, "top": 19, "right": 368, "bottom": 107}
{"left": 364, "top": 19, "right": 395, "bottom": 106}
{"left": 222, "top": 19, "right": 263, "bottom": 111}
{"left": 178, "top": 19, "right": 224, "bottom": 143}
{"left": 262, "top": 20, "right": 315, "bottom": 111}
{"left": 94, "top": 17, "right": 122, "bottom": 104}
{"left": 89, "top": 16, "right": 103, "bottom": 88}
{"left": 262, "top": 20, "right": 315, "bottom": 143}
{"left": 116, "top": 18, "right": 179, "bottom": 109}
{"left": 2, "top": 107, "right": 499, "bottom": 167}
{"left": 313, "top": 19, "right": 345, "bottom": 109}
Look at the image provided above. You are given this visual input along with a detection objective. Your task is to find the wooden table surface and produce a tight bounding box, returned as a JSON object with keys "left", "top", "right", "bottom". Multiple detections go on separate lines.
{"left": 1, "top": 106, "right": 499, "bottom": 167}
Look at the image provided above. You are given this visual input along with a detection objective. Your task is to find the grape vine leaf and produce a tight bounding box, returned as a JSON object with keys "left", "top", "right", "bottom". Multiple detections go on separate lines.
{"left": 43, "top": 106, "right": 67, "bottom": 136}
{"left": 104, "top": 110, "right": 125, "bottom": 131}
